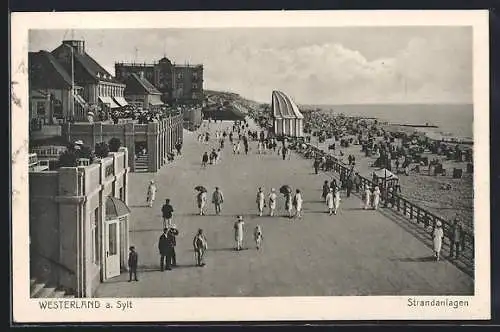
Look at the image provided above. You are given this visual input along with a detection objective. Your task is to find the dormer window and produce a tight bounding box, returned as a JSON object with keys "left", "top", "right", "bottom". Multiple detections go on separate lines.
{"left": 97, "top": 72, "right": 101, "bottom": 78}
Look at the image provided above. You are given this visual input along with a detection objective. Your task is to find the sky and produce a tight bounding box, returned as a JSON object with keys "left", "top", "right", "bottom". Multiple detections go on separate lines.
{"left": 29, "top": 27, "right": 473, "bottom": 105}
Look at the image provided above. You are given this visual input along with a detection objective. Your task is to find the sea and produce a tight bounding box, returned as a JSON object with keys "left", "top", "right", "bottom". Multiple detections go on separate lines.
{"left": 302, "top": 104, "right": 474, "bottom": 140}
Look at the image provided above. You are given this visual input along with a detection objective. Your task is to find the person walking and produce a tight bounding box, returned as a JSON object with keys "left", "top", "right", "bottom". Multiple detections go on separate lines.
{"left": 353, "top": 173, "right": 361, "bottom": 193}
{"left": 256, "top": 187, "right": 265, "bottom": 216}
{"left": 372, "top": 186, "right": 381, "bottom": 210}
{"left": 293, "top": 189, "right": 303, "bottom": 218}
{"left": 313, "top": 158, "right": 320, "bottom": 174}
{"left": 244, "top": 139, "right": 249, "bottom": 155}
{"left": 175, "top": 141, "right": 182, "bottom": 156}
{"left": 330, "top": 179, "right": 338, "bottom": 192}
{"left": 234, "top": 215, "right": 245, "bottom": 251}
{"left": 146, "top": 180, "right": 157, "bottom": 208}
{"left": 281, "top": 145, "right": 288, "bottom": 161}
{"left": 201, "top": 152, "right": 209, "bottom": 168}
{"left": 433, "top": 221, "right": 444, "bottom": 261}
{"left": 333, "top": 187, "right": 341, "bottom": 215}
{"left": 161, "top": 199, "right": 174, "bottom": 229}
{"left": 325, "top": 188, "right": 334, "bottom": 215}
{"left": 363, "top": 185, "right": 372, "bottom": 210}
{"left": 236, "top": 140, "right": 241, "bottom": 154}
{"left": 346, "top": 174, "right": 354, "bottom": 198}
{"left": 284, "top": 191, "right": 293, "bottom": 218}
{"left": 158, "top": 228, "right": 171, "bottom": 271}
{"left": 193, "top": 229, "right": 208, "bottom": 267}
{"left": 449, "top": 217, "right": 464, "bottom": 259}
{"left": 268, "top": 188, "right": 277, "bottom": 216}
{"left": 322, "top": 180, "right": 330, "bottom": 200}
{"left": 128, "top": 246, "right": 139, "bottom": 282}
{"left": 212, "top": 187, "right": 224, "bottom": 215}
{"left": 254, "top": 225, "right": 263, "bottom": 250}
{"left": 233, "top": 142, "right": 237, "bottom": 154}
{"left": 167, "top": 225, "right": 179, "bottom": 267}
{"left": 197, "top": 190, "right": 207, "bottom": 216}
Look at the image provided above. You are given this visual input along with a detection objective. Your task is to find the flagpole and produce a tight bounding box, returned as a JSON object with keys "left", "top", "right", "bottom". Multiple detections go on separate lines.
{"left": 71, "top": 46, "right": 75, "bottom": 121}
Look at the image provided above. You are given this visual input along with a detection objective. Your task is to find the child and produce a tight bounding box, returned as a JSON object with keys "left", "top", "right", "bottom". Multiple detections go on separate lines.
{"left": 253, "top": 225, "right": 263, "bottom": 250}
{"left": 128, "top": 246, "right": 138, "bottom": 282}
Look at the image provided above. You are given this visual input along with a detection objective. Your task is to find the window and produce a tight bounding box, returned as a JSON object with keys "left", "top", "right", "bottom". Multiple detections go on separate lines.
{"left": 93, "top": 208, "right": 99, "bottom": 263}
{"left": 108, "top": 223, "right": 117, "bottom": 255}
{"left": 36, "top": 102, "right": 46, "bottom": 115}
{"left": 177, "top": 72, "right": 183, "bottom": 79}
{"left": 178, "top": 83, "right": 184, "bottom": 90}
{"left": 192, "top": 83, "right": 198, "bottom": 90}
{"left": 119, "top": 187, "right": 124, "bottom": 201}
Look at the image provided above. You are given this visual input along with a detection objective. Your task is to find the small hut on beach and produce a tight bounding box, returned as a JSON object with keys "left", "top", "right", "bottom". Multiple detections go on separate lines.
{"left": 271, "top": 90, "right": 304, "bottom": 137}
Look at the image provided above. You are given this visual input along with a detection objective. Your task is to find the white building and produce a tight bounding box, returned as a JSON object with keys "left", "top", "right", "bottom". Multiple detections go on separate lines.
{"left": 271, "top": 90, "right": 304, "bottom": 137}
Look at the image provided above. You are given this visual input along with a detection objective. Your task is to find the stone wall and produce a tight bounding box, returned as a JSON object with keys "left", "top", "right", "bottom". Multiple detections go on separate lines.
{"left": 62, "top": 114, "right": 183, "bottom": 172}
{"left": 30, "top": 147, "right": 129, "bottom": 297}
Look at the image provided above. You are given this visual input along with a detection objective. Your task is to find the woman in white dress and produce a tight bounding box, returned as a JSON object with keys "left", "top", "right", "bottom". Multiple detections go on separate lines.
{"left": 197, "top": 191, "right": 207, "bottom": 216}
{"left": 236, "top": 141, "right": 241, "bottom": 154}
{"left": 333, "top": 187, "right": 341, "bottom": 215}
{"left": 284, "top": 192, "right": 293, "bottom": 218}
{"left": 325, "top": 188, "right": 334, "bottom": 215}
{"left": 293, "top": 189, "right": 303, "bottom": 218}
{"left": 146, "top": 180, "right": 157, "bottom": 208}
{"left": 256, "top": 187, "right": 265, "bottom": 216}
{"left": 363, "top": 185, "right": 371, "bottom": 210}
{"left": 268, "top": 188, "right": 277, "bottom": 216}
{"left": 433, "top": 221, "right": 444, "bottom": 261}
{"left": 372, "top": 186, "right": 381, "bottom": 210}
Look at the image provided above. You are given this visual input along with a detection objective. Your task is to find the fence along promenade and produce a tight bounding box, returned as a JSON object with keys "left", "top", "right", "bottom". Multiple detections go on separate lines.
{"left": 291, "top": 140, "right": 474, "bottom": 275}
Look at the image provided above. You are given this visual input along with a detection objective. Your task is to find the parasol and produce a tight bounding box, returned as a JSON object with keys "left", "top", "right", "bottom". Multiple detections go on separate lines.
{"left": 279, "top": 185, "right": 292, "bottom": 194}
{"left": 195, "top": 185, "right": 208, "bottom": 192}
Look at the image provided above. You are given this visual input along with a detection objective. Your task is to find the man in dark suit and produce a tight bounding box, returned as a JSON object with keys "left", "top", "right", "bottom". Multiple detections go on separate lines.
{"left": 128, "top": 246, "right": 139, "bottom": 282}
{"left": 158, "top": 228, "right": 171, "bottom": 271}
{"left": 449, "top": 217, "right": 465, "bottom": 259}
{"left": 166, "top": 226, "right": 179, "bottom": 267}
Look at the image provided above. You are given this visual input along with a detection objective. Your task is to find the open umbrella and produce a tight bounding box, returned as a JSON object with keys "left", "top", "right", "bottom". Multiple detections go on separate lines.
{"left": 195, "top": 185, "right": 207, "bottom": 192}
{"left": 279, "top": 185, "right": 292, "bottom": 194}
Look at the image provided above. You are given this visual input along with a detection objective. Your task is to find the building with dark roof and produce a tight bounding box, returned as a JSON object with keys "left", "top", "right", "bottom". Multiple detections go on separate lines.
{"left": 50, "top": 40, "right": 127, "bottom": 118}
{"left": 115, "top": 56, "right": 204, "bottom": 105}
{"left": 271, "top": 90, "right": 304, "bottom": 137}
{"left": 123, "top": 72, "right": 164, "bottom": 111}
{"left": 29, "top": 50, "right": 87, "bottom": 127}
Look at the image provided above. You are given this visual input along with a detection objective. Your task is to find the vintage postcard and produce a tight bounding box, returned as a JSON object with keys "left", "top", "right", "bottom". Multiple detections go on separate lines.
{"left": 11, "top": 10, "right": 490, "bottom": 322}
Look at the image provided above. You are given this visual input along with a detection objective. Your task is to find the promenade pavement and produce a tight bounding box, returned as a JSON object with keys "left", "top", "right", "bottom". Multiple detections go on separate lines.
{"left": 95, "top": 119, "right": 473, "bottom": 297}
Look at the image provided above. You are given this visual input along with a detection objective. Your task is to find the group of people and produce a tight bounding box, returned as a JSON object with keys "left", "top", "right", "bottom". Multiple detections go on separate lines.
{"left": 195, "top": 187, "right": 225, "bottom": 216}
{"left": 255, "top": 187, "right": 303, "bottom": 219}
{"left": 234, "top": 215, "right": 264, "bottom": 251}
{"left": 432, "top": 217, "right": 465, "bottom": 261}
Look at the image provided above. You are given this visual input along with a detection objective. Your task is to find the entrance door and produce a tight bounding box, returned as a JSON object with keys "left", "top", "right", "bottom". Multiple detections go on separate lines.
{"left": 105, "top": 220, "right": 121, "bottom": 279}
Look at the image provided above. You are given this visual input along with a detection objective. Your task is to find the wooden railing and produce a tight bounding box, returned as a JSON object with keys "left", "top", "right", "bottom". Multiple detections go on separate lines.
{"left": 291, "top": 139, "right": 474, "bottom": 268}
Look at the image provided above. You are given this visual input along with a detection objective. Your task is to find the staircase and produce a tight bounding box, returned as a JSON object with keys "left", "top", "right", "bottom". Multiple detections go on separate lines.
{"left": 30, "top": 278, "right": 75, "bottom": 298}
{"left": 135, "top": 154, "right": 149, "bottom": 172}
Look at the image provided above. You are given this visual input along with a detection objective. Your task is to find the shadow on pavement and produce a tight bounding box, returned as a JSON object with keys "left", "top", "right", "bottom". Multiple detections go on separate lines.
{"left": 391, "top": 256, "right": 437, "bottom": 263}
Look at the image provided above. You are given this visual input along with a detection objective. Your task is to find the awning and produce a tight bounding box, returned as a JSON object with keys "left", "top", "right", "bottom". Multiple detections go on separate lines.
{"left": 149, "top": 95, "right": 164, "bottom": 106}
{"left": 99, "top": 96, "right": 120, "bottom": 109}
{"left": 106, "top": 196, "right": 131, "bottom": 220}
{"left": 113, "top": 96, "right": 129, "bottom": 107}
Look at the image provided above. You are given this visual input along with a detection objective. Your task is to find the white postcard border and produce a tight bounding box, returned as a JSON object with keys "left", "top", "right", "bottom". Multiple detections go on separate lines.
{"left": 11, "top": 10, "right": 491, "bottom": 322}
